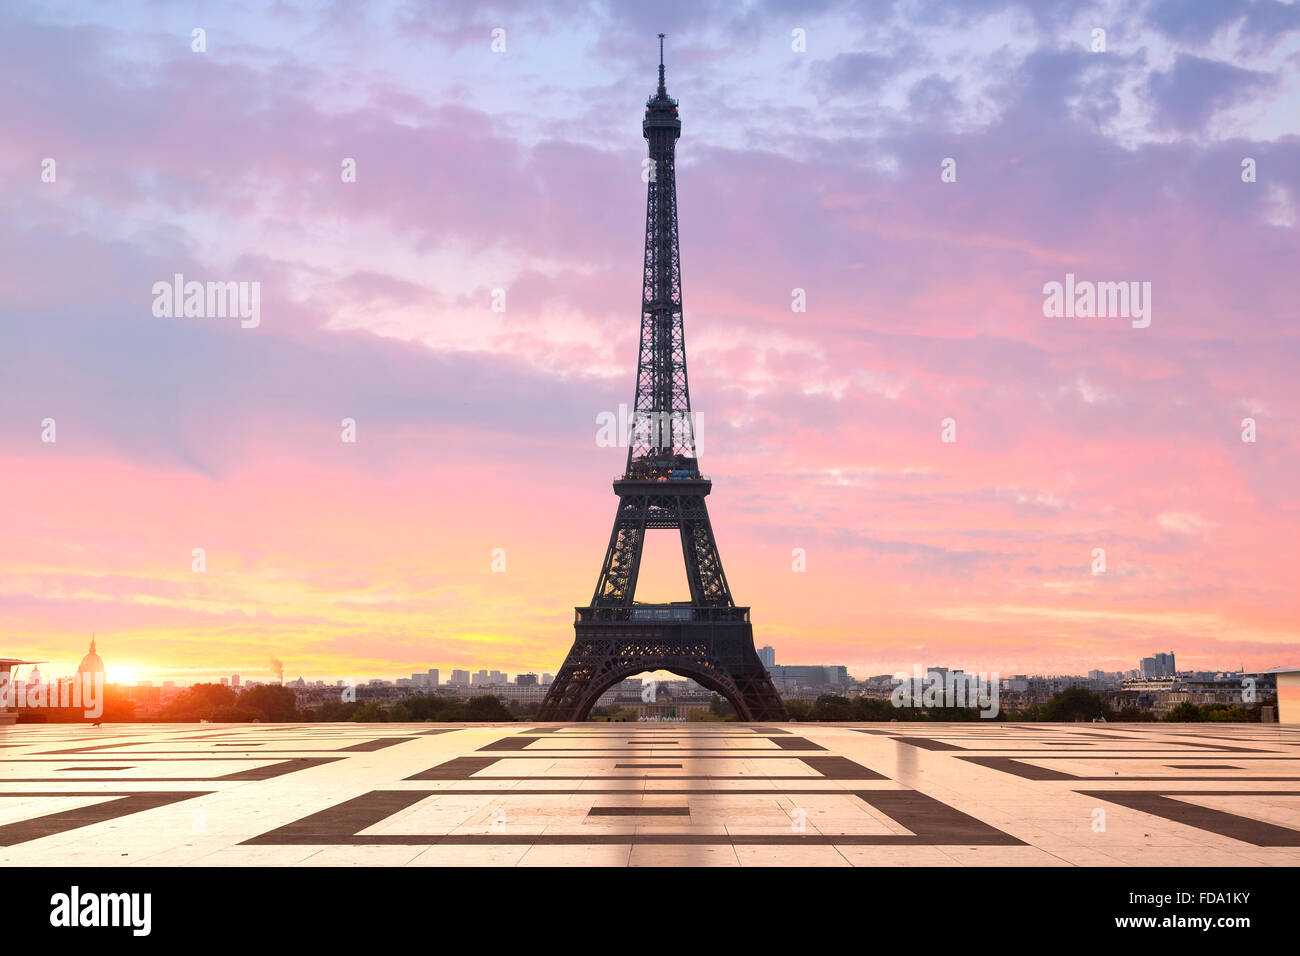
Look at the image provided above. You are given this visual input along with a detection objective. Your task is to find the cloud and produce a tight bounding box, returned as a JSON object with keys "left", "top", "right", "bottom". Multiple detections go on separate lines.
{"left": 1146, "top": 54, "right": 1276, "bottom": 133}
{"left": 1, "top": 1, "right": 1296, "bottom": 679}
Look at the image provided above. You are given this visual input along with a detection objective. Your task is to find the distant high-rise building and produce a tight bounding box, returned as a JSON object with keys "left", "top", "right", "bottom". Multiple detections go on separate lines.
{"left": 232, "top": 674, "right": 241, "bottom": 691}
{"left": 541, "top": 673, "right": 554, "bottom": 686}
{"left": 1140, "top": 653, "right": 1176, "bottom": 678}
{"left": 221, "top": 677, "right": 229, "bottom": 686}
{"left": 516, "top": 674, "right": 538, "bottom": 686}
{"left": 758, "top": 646, "right": 776, "bottom": 668}
{"left": 450, "top": 669, "right": 470, "bottom": 686}
{"left": 427, "top": 669, "right": 439, "bottom": 687}
{"left": 488, "top": 670, "right": 506, "bottom": 685}
{"left": 765, "top": 664, "right": 850, "bottom": 691}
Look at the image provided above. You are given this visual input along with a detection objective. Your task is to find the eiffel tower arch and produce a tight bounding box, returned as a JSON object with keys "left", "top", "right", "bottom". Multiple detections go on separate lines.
{"left": 538, "top": 37, "right": 787, "bottom": 723}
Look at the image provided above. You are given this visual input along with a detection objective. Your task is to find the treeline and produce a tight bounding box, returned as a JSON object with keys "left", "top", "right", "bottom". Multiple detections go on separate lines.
{"left": 786, "top": 688, "right": 1276, "bottom": 723}
{"left": 23, "top": 684, "right": 1276, "bottom": 724}
{"left": 308, "top": 694, "right": 513, "bottom": 722}
{"left": 786, "top": 696, "right": 988, "bottom": 722}
{"left": 1011, "top": 688, "right": 1273, "bottom": 723}
{"left": 155, "top": 683, "right": 300, "bottom": 722}
{"left": 150, "top": 684, "right": 515, "bottom": 723}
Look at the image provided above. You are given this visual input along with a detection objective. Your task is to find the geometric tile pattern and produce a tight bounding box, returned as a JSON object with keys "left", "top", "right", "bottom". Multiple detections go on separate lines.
{"left": 3, "top": 722, "right": 1299, "bottom": 865}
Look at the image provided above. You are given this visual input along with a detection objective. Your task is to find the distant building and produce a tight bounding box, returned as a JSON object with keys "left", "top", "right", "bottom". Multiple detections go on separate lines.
{"left": 1260, "top": 666, "right": 1299, "bottom": 723}
{"left": 427, "top": 669, "right": 439, "bottom": 687}
{"left": 77, "top": 637, "right": 106, "bottom": 680}
{"left": 232, "top": 674, "right": 241, "bottom": 691}
{"left": 767, "top": 664, "right": 849, "bottom": 693}
{"left": 541, "top": 673, "right": 554, "bottom": 685}
{"left": 516, "top": 674, "right": 538, "bottom": 686}
{"left": 1140, "top": 652, "right": 1176, "bottom": 677}
{"left": 449, "top": 670, "right": 470, "bottom": 687}
{"left": 758, "top": 646, "right": 776, "bottom": 668}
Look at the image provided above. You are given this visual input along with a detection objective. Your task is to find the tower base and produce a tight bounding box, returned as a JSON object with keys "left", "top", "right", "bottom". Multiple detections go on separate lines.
{"left": 537, "top": 607, "right": 787, "bottom": 721}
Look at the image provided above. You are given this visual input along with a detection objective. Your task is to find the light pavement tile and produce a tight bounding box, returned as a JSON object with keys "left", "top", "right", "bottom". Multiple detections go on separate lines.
{"left": 518, "top": 843, "right": 634, "bottom": 866}
{"left": 735, "top": 845, "right": 851, "bottom": 867}
{"left": 300, "top": 845, "right": 429, "bottom": 866}
{"left": 833, "top": 845, "right": 958, "bottom": 866}
{"left": 629, "top": 843, "right": 740, "bottom": 866}
{"left": 936, "top": 845, "right": 1076, "bottom": 866}
{"left": 198, "top": 846, "right": 326, "bottom": 866}
{"left": 407, "top": 845, "right": 530, "bottom": 866}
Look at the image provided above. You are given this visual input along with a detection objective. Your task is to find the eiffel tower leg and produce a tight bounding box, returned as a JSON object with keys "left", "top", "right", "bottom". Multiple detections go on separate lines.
{"left": 592, "top": 517, "right": 645, "bottom": 606}
{"left": 537, "top": 619, "right": 787, "bottom": 722}
{"left": 679, "top": 513, "right": 731, "bottom": 606}
{"left": 539, "top": 481, "right": 786, "bottom": 722}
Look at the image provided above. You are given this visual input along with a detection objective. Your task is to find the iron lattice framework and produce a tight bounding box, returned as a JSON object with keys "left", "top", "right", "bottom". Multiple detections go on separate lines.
{"left": 538, "top": 38, "right": 787, "bottom": 722}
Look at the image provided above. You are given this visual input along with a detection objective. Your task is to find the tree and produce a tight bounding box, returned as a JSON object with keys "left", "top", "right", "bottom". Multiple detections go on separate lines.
{"left": 157, "top": 683, "right": 239, "bottom": 722}
{"left": 387, "top": 702, "right": 414, "bottom": 722}
{"left": 1041, "top": 687, "right": 1107, "bottom": 722}
{"left": 1164, "top": 701, "right": 1204, "bottom": 722}
{"left": 851, "top": 697, "right": 896, "bottom": 721}
{"left": 464, "top": 695, "right": 512, "bottom": 721}
{"left": 1110, "top": 706, "right": 1156, "bottom": 722}
{"left": 810, "top": 695, "right": 854, "bottom": 721}
{"left": 309, "top": 701, "right": 360, "bottom": 721}
{"left": 238, "top": 685, "right": 300, "bottom": 722}
{"left": 350, "top": 702, "right": 385, "bottom": 722}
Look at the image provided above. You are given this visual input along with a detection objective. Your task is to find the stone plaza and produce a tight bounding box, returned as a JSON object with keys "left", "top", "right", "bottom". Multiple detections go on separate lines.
{"left": 2, "top": 721, "right": 1298, "bottom": 866}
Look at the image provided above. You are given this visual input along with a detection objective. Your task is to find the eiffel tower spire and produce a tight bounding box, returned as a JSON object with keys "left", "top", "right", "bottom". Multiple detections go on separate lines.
{"left": 628, "top": 32, "right": 694, "bottom": 480}
{"left": 657, "top": 32, "right": 666, "bottom": 95}
{"left": 537, "top": 39, "right": 787, "bottom": 722}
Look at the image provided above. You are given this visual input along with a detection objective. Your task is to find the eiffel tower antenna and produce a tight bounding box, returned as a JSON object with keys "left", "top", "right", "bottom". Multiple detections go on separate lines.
{"left": 658, "top": 33, "right": 666, "bottom": 95}
{"left": 538, "top": 37, "right": 786, "bottom": 722}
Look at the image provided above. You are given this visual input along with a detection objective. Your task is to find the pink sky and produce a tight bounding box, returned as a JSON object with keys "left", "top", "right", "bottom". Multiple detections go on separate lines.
{"left": 1, "top": 1, "right": 1298, "bottom": 683}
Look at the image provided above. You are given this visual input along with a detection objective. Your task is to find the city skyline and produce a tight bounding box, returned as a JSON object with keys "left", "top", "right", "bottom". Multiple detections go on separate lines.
{"left": 13, "top": 633, "right": 1278, "bottom": 689}
{"left": 3, "top": 2, "right": 1298, "bottom": 686}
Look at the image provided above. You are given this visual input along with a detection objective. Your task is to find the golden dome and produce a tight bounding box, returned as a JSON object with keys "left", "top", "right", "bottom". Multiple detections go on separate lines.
{"left": 77, "top": 637, "right": 105, "bottom": 676}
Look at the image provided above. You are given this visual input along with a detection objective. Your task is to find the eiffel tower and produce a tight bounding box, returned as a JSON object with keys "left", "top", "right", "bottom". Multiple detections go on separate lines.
{"left": 537, "top": 37, "right": 787, "bottom": 722}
